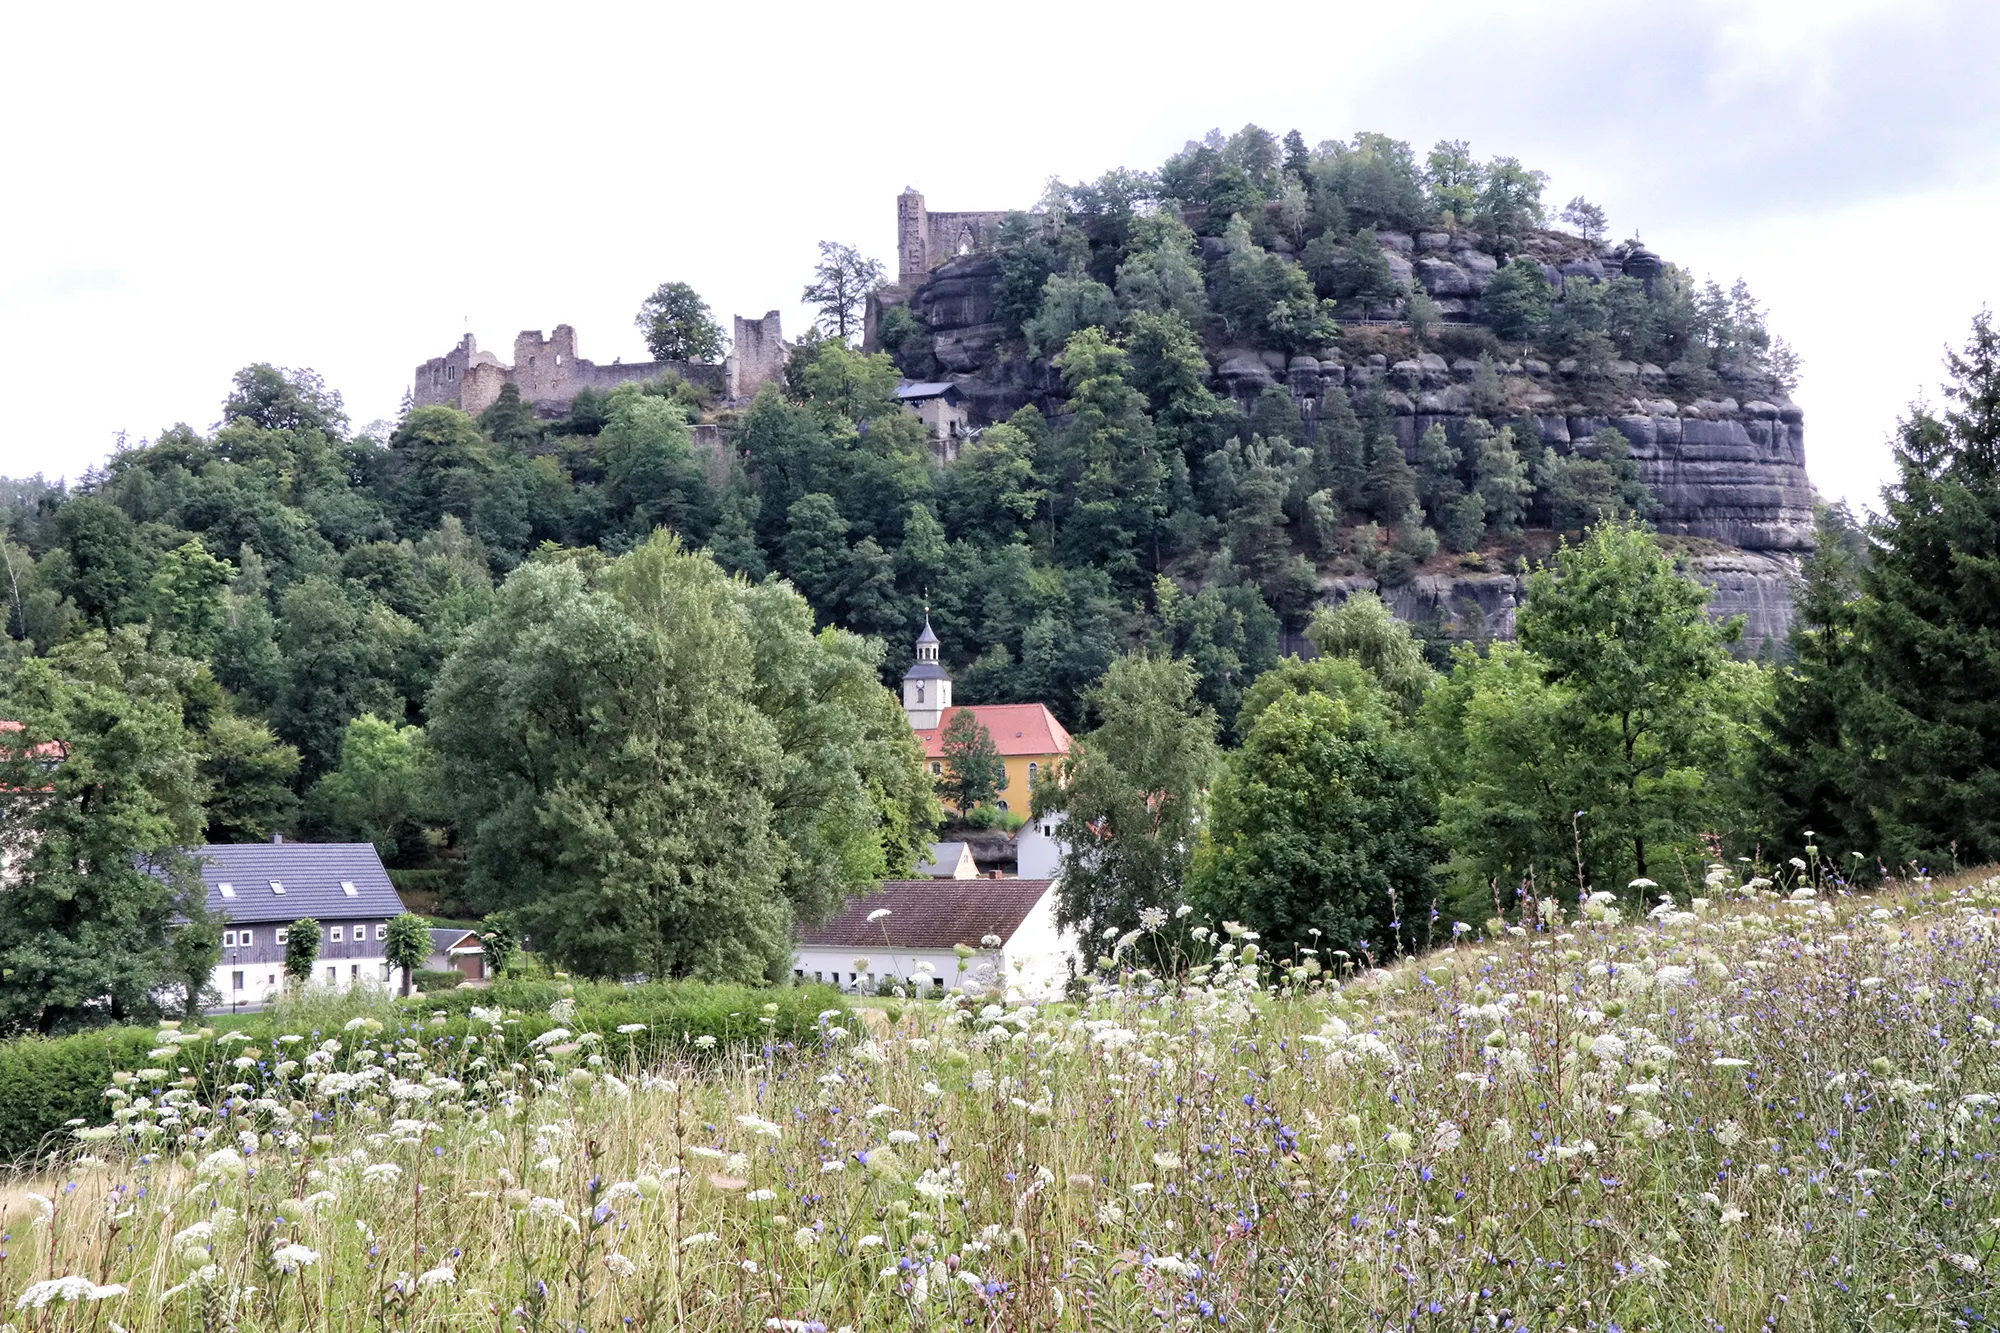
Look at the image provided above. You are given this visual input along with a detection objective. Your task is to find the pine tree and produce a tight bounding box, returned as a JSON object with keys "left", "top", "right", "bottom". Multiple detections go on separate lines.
{"left": 1316, "top": 387, "right": 1369, "bottom": 513}
{"left": 1753, "top": 506, "right": 1875, "bottom": 866}
{"left": 1848, "top": 313, "right": 2000, "bottom": 866}
{"left": 1471, "top": 421, "right": 1534, "bottom": 534}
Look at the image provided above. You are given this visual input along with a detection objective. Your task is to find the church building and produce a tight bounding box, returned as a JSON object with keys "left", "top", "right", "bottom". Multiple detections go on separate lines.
{"left": 901, "top": 620, "right": 1071, "bottom": 812}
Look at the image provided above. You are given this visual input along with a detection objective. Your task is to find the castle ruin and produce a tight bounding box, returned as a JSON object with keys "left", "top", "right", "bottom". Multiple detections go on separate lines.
{"left": 895, "top": 188, "right": 1008, "bottom": 288}
{"left": 414, "top": 311, "right": 788, "bottom": 418}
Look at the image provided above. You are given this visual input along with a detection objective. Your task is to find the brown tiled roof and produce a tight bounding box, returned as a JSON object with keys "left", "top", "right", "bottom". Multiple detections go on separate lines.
{"left": 801, "top": 879, "right": 1055, "bottom": 950}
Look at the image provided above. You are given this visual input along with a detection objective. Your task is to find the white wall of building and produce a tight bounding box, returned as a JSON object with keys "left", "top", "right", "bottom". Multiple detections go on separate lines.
{"left": 997, "top": 886, "right": 1076, "bottom": 1001}
{"left": 207, "top": 954, "right": 391, "bottom": 1007}
{"left": 1015, "top": 815, "right": 1064, "bottom": 880}
{"left": 794, "top": 884, "right": 1078, "bottom": 1001}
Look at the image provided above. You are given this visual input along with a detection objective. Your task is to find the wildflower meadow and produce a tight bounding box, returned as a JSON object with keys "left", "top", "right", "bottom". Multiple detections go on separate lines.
{"left": 4, "top": 864, "right": 1999, "bottom": 1331}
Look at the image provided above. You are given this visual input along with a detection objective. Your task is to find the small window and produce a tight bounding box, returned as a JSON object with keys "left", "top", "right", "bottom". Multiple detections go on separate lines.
{"left": 239, "top": 929, "right": 252, "bottom": 947}
{"left": 331, "top": 926, "right": 343, "bottom": 943}
{"left": 232, "top": 970, "right": 244, "bottom": 991}
{"left": 997, "top": 800, "right": 1009, "bottom": 812}
{"left": 326, "top": 965, "right": 336, "bottom": 982}
{"left": 269, "top": 880, "right": 285, "bottom": 896}
{"left": 381, "top": 963, "right": 391, "bottom": 981}
{"left": 915, "top": 681, "right": 925, "bottom": 703}
{"left": 341, "top": 880, "right": 358, "bottom": 897}
{"left": 222, "top": 930, "right": 237, "bottom": 947}
{"left": 375, "top": 924, "right": 387, "bottom": 941}
{"left": 218, "top": 881, "right": 235, "bottom": 899}
{"left": 930, "top": 761, "right": 942, "bottom": 775}
{"left": 275, "top": 927, "right": 288, "bottom": 945}
{"left": 351, "top": 964, "right": 359, "bottom": 979}
{"left": 1027, "top": 762, "right": 1038, "bottom": 784}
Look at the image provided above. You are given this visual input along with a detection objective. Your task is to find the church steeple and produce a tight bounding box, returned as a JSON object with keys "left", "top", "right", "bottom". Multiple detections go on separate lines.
{"left": 902, "top": 616, "right": 952, "bottom": 730}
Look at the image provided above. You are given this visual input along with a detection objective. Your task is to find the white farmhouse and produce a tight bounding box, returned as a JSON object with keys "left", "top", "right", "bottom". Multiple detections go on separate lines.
{"left": 796, "top": 876, "right": 1076, "bottom": 1001}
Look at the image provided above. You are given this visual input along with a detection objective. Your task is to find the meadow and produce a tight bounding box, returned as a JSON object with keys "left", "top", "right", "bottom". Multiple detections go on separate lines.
{"left": 3, "top": 862, "right": 1998, "bottom": 1331}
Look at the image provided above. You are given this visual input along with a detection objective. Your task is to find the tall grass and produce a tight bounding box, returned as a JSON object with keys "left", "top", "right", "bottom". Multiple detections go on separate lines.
{"left": 3, "top": 863, "right": 1997, "bottom": 1329}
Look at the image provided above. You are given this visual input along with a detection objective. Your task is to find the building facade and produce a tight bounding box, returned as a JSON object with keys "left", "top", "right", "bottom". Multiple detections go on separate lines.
{"left": 901, "top": 622, "right": 1072, "bottom": 812}
{"left": 191, "top": 842, "right": 406, "bottom": 1008}
{"left": 795, "top": 876, "right": 1070, "bottom": 1000}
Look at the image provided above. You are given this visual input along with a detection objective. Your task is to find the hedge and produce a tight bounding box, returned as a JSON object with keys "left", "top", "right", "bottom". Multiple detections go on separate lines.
{"left": 0, "top": 1027, "right": 160, "bottom": 1162}
{"left": 412, "top": 968, "right": 464, "bottom": 993}
{"left": 0, "top": 979, "right": 851, "bottom": 1164}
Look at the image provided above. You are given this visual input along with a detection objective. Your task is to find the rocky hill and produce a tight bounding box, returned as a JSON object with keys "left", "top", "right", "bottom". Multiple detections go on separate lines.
{"left": 882, "top": 211, "right": 1813, "bottom": 648}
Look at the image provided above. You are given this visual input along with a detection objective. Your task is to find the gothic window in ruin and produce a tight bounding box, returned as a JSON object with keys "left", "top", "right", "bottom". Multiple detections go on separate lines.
{"left": 956, "top": 229, "right": 973, "bottom": 255}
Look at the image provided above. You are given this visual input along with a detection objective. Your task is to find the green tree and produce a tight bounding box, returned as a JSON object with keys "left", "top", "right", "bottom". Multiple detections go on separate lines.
{"left": 1753, "top": 505, "right": 1876, "bottom": 864}
{"left": 939, "top": 709, "right": 1005, "bottom": 812}
{"left": 430, "top": 533, "right": 934, "bottom": 981}
{"left": 1561, "top": 196, "right": 1609, "bottom": 243}
{"left": 1434, "top": 523, "right": 1757, "bottom": 906}
{"left": 1846, "top": 313, "right": 2000, "bottom": 865}
{"left": 1035, "top": 653, "right": 1217, "bottom": 934}
{"left": 1470, "top": 420, "right": 1534, "bottom": 534}
{"left": 0, "top": 630, "right": 209, "bottom": 1033}
{"left": 1305, "top": 593, "right": 1439, "bottom": 714}
{"left": 479, "top": 914, "right": 520, "bottom": 978}
{"left": 53, "top": 497, "right": 152, "bottom": 631}
{"left": 1483, "top": 258, "right": 1552, "bottom": 341}
{"left": 1043, "top": 328, "right": 1166, "bottom": 588}
{"left": 1114, "top": 215, "right": 1207, "bottom": 327}
{"left": 310, "top": 713, "right": 433, "bottom": 863}
{"left": 284, "top": 918, "right": 321, "bottom": 989}
{"left": 147, "top": 539, "right": 234, "bottom": 658}
{"left": 1423, "top": 139, "right": 1482, "bottom": 222}
{"left": 1474, "top": 156, "right": 1549, "bottom": 253}
{"left": 802, "top": 241, "right": 886, "bottom": 343}
{"left": 384, "top": 911, "right": 431, "bottom": 998}
{"left": 167, "top": 906, "right": 222, "bottom": 1021}
{"left": 1192, "top": 682, "right": 1434, "bottom": 957}
{"left": 1023, "top": 271, "right": 1118, "bottom": 357}
{"left": 198, "top": 710, "right": 301, "bottom": 843}
{"left": 634, "top": 281, "right": 725, "bottom": 362}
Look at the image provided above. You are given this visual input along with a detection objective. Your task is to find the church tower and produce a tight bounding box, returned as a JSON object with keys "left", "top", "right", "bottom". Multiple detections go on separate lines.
{"left": 902, "top": 617, "right": 952, "bottom": 730}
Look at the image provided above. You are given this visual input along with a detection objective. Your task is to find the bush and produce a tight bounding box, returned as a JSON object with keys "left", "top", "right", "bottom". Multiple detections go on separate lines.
{"left": 964, "top": 803, "right": 1002, "bottom": 830}
{"left": 412, "top": 968, "right": 464, "bottom": 993}
{"left": 0, "top": 1026, "right": 159, "bottom": 1162}
{"left": 0, "top": 978, "right": 852, "bottom": 1166}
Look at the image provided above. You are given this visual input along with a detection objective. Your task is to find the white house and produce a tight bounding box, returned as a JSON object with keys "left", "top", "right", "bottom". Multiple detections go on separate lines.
{"left": 188, "top": 841, "right": 403, "bottom": 1008}
{"left": 1012, "top": 814, "right": 1064, "bottom": 880}
{"left": 796, "top": 876, "right": 1076, "bottom": 1001}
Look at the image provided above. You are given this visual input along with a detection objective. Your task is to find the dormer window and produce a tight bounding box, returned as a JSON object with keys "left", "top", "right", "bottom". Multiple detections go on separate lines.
{"left": 270, "top": 880, "right": 285, "bottom": 895}
{"left": 218, "top": 881, "right": 235, "bottom": 899}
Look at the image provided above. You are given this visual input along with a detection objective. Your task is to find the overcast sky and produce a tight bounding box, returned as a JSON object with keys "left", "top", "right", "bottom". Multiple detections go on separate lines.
{"left": 4, "top": 0, "right": 1996, "bottom": 513}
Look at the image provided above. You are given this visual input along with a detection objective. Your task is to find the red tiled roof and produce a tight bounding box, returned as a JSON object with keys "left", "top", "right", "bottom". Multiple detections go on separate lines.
{"left": 914, "top": 704, "right": 1072, "bottom": 760}
{"left": 801, "top": 878, "right": 1055, "bottom": 950}
{"left": 0, "top": 720, "right": 66, "bottom": 761}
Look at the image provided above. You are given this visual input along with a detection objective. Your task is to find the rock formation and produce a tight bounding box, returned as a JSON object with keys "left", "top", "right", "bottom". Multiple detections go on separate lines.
{"left": 880, "top": 235, "right": 1815, "bottom": 651}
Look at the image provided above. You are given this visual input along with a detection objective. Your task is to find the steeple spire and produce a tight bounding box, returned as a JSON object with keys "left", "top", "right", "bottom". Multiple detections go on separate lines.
{"left": 902, "top": 615, "right": 951, "bottom": 729}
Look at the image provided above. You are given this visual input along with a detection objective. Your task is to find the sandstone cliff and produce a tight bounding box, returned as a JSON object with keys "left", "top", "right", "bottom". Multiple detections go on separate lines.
{"left": 886, "top": 236, "right": 1814, "bottom": 650}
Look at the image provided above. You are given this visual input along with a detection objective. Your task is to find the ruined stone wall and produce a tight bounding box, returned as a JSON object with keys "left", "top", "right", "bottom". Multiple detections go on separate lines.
{"left": 729, "top": 311, "right": 786, "bottom": 399}
{"left": 896, "top": 188, "right": 1009, "bottom": 286}
{"left": 413, "top": 321, "right": 742, "bottom": 419}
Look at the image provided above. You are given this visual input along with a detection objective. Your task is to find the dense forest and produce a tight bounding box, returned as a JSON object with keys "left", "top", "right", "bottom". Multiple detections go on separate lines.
{"left": 2, "top": 125, "right": 1997, "bottom": 1034}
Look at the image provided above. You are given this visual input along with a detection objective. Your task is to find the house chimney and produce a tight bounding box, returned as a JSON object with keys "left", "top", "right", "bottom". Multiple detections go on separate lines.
{"left": 272, "top": 834, "right": 283, "bottom": 844}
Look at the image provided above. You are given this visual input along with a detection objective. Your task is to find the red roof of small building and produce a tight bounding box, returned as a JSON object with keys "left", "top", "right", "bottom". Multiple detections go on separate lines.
{"left": 914, "top": 704, "right": 1071, "bottom": 761}
{"left": 801, "top": 878, "right": 1055, "bottom": 950}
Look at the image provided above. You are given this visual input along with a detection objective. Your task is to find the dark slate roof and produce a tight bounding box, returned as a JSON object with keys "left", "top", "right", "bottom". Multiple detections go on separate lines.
{"left": 429, "top": 927, "right": 479, "bottom": 954}
{"left": 801, "top": 879, "right": 1054, "bottom": 950}
{"left": 915, "top": 618, "right": 939, "bottom": 645}
{"left": 916, "top": 841, "right": 971, "bottom": 877}
{"left": 902, "top": 661, "right": 951, "bottom": 681}
{"left": 897, "top": 381, "right": 958, "bottom": 401}
{"left": 193, "top": 843, "right": 404, "bottom": 924}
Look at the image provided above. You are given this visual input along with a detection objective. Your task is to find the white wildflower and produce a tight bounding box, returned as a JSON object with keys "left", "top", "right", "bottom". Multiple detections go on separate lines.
{"left": 15, "top": 1276, "right": 127, "bottom": 1309}
{"left": 271, "top": 1243, "right": 319, "bottom": 1273}
{"left": 418, "top": 1265, "right": 455, "bottom": 1287}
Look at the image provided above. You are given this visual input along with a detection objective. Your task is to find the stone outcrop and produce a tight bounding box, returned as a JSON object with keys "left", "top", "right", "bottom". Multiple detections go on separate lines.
{"left": 876, "top": 216, "right": 1814, "bottom": 651}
